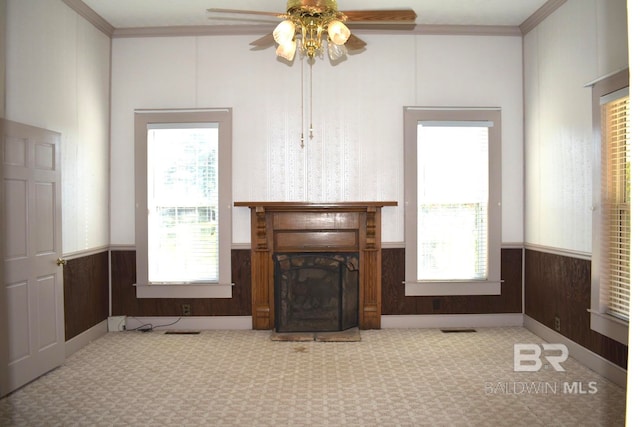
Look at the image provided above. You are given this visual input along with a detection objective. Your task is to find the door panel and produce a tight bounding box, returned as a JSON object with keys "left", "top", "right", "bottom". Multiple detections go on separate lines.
{"left": 5, "top": 179, "right": 27, "bottom": 258}
{"left": 37, "top": 274, "right": 59, "bottom": 350}
{"left": 35, "top": 182, "right": 55, "bottom": 253}
{"left": 4, "top": 135, "right": 26, "bottom": 166}
{"left": 6, "top": 282, "right": 29, "bottom": 362}
{"left": 1, "top": 120, "right": 64, "bottom": 397}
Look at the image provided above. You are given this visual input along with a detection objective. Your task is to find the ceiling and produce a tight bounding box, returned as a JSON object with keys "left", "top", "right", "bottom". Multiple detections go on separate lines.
{"left": 81, "top": 0, "right": 550, "bottom": 29}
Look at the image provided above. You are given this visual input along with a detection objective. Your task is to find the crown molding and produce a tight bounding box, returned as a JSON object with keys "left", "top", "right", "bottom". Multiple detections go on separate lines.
{"left": 63, "top": 0, "right": 561, "bottom": 40}
{"left": 402, "top": 24, "right": 521, "bottom": 37}
{"left": 112, "top": 23, "right": 521, "bottom": 39}
{"left": 519, "top": 0, "right": 567, "bottom": 35}
{"left": 112, "top": 24, "right": 274, "bottom": 38}
{"left": 62, "top": 0, "right": 114, "bottom": 37}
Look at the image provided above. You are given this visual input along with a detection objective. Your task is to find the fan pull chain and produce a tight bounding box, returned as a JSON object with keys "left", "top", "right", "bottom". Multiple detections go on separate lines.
{"left": 309, "top": 60, "right": 314, "bottom": 140}
{"left": 300, "top": 55, "right": 304, "bottom": 148}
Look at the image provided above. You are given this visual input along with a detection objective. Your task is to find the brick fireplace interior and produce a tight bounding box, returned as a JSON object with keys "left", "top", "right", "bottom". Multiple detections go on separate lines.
{"left": 274, "top": 252, "right": 359, "bottom": 332}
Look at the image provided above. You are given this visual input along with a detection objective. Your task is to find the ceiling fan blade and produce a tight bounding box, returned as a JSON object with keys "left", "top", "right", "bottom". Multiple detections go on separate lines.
{"left": 250, "top": 33, "right": 276, "bottom": 47}
{"left": 345, "top": 34, "right": 366, "bottom": 50}
{"left": 342, "top": 9, "right": 417, "bottom": 22}
{"left": 206, "top": 8, "right": 283, "bottom": 18}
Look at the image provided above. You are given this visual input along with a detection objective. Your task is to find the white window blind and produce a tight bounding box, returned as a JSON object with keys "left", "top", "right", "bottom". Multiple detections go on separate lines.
{"left": 147, "top": 124, "right": 219, "bottom": 284}
{"left": 417, "top": 122, "right": 491, "bottom": 280}
{"left": 600, "top": 91, "right": 631, "bottom": 319}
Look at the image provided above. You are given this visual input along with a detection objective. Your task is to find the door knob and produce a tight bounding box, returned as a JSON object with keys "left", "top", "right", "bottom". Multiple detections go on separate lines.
{"left": 56, "top": 258, "right": 67, "bottom": 266}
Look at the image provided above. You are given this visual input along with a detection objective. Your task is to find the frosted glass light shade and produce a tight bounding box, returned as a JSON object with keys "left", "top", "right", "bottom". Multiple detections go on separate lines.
{"left": 327, "top": 42, "right": 347, "bottom": 60}
{"left": 327, "top": 20, "right": 350, "bottom": 45}
{"left": 276, "top": 39, "right": 297, "bottom": 61}
{"left": 273, "top": 20, "right": 296, "bottom": 45}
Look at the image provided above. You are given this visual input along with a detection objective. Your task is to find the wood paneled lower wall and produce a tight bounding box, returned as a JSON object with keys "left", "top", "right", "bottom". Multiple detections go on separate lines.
{"left": 109, "top": 248, "right": 522, "bottom": 318}
{"left": 66, "top": 247, "right": 627, "bottom": 372}
{"left": 382, "top": 248, "right": 523, "bottom": 314}
{"left": 63, "top": 251, "right": 109, "bottom": 340}
{"left": 110, "top": 250, "right": 252, "bottom": 317}
{"left": 524, "top": 249, "right": 628, "bottom": 369}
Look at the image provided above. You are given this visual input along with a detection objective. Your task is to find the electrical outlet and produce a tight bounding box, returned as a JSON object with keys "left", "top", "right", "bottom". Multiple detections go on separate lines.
{"left": 108, "top": 316, "right": 127, "bottom": 332}
{"left": 182, "top": 304, "right": 192, "bottom": 316}
{"left": 554, "top": 316, "right": 560, "bottom": 331}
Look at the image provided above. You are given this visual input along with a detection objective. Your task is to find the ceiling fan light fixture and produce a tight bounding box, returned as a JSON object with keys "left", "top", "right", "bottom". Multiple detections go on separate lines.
{"left": 276, "top": 39, "right": 297, "bottom": 61}
{"left": 273, "top": 19, "right": 296, "bottom": 45}
{"left": 212, "top": 4, "right": 417, "bottom": 63}
{"left": 327, "top": 20, "right": 350, "bottom": 45}
{"left": 327, "top": 41, "right": 347, "bottom": 60}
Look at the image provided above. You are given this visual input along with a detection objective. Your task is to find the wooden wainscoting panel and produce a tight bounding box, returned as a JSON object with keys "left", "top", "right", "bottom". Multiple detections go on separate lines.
{"left": 524, "top": 249, "right": 628, "bottom": 369}
{"left": 110, "top": 250, "right": 137, "bottom": 316}
{"left": 382, "top": 248, "right": 522, "bottom": 315}
{"left": 63, "top": 251, "right": 109, "bottom": 340}
{"left": 381, "top": 248, "right": 415, "bottom": 314}
{"left": 110, "top": 249, "right": 252, "bottom": 318}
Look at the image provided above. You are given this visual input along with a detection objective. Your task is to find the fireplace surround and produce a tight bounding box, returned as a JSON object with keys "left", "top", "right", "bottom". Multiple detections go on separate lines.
{"left": 235, "top": 201, "right": 396, "bottom": 330}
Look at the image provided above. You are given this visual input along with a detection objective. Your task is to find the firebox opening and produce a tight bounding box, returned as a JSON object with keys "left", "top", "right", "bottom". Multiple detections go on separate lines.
{"left": 274, "top": 253, "right": 359, "bottom": 333}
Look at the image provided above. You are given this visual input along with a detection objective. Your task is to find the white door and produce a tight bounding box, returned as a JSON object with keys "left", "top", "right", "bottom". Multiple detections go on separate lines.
{"left": 1, "top": 120, "right": 64, "bottom": 397}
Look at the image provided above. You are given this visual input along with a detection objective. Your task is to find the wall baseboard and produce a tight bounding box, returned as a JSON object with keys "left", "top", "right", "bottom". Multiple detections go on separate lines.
{"left": 125, "top": 316, "right": 252, "bottom": 331}
{"left": 65, "top": 319, "right": 108, "bottom": 357}
{"left": 381, "top": 313, "right": 524, "bottom": 328}
{"left": 128, "top": 314, "right": 524, "bottom": 331}
{"left": 524, "top": 315, "right": 627, "bottom": 388}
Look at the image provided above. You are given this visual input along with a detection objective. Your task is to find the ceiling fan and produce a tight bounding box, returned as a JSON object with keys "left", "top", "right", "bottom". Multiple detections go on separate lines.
{"left": 207, "top": 0, "right": 417, "bottom": 61}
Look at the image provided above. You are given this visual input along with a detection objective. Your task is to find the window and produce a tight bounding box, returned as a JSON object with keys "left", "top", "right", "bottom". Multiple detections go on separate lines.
{"left": 590, "top": 69, "right": 630, "bottom": 344}
{"left": 404, "top": 108, "right": 502, "bottom": 296}
{"left": 134, "top": 110, "right": 232, "bottom": 298}
{"left": 147, "top": 124, "right": 219, "bottom": 283}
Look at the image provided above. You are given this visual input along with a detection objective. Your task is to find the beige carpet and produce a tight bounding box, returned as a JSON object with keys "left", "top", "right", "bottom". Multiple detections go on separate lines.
{"left": 0, "top": 327, "right": 626, "bottom": 426}
{"left": 271, "top": 327, "right": 361, "bottom": 342}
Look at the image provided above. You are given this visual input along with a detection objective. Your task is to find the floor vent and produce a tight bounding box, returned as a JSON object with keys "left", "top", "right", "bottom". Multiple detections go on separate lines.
{"left": 164, "top": 331, "right": 201, "bottom": 335}
{"left": 440, "top": 328, "right": 477, "bottom": 333}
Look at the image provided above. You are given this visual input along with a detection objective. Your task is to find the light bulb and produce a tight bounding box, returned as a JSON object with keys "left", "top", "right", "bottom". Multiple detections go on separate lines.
{"left": 327, "top": 20, "right": 350, "bottom": 46}
{"left": 273, "top": 20, "right": 295, "bottom": 45}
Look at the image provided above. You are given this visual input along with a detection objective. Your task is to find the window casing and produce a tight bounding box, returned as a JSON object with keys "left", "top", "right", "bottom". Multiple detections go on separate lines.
{"left": 404, "top": 108, "right": 502, "bottom": 296}
{"left": 590, "top": 69, "right": 630, "bottom": 344}
{"left": 134, "top": 109, "right": 232, "bottom": 298}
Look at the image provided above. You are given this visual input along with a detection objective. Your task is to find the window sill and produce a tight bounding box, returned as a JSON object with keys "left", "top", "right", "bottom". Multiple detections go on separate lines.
{"left": 588, "top": 310, "right": 628, "bottom": 345}
{"left": 404, "top": 280, "right": 501, "bottom": 296}
{"left": 134, "top": 283, "right": 233, "bottom": 299}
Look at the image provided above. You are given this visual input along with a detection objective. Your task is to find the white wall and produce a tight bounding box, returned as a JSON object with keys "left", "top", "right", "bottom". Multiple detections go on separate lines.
{"left": 5, "top": 0, "right": 111, "bottom": 254}
{"left": 111, "top": 32, "right": 523, "bottom": 246}
{"left": 523, "top": 0, "right": 628, "bottom": 253}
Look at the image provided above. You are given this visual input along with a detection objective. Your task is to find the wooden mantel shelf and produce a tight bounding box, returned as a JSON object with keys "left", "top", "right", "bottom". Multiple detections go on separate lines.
{"left": 234, "top": 201, "right": 397, "bottom": 210}
{"left": 235, "top": 201, "right": 397, "bottom": 330}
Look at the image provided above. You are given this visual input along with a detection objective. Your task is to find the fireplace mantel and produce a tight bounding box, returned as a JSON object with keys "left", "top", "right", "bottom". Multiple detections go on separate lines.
{"left": 235, "top": 201, "right": 397, "bottom": 330}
